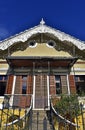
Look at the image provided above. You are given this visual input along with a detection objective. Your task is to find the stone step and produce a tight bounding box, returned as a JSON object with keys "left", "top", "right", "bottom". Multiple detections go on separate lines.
{"left": 29, "top": 110, "right": 53, "bottom": 130}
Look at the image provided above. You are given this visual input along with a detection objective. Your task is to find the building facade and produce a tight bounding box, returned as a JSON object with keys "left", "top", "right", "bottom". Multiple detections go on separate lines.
{"left": 0, "top": 19, "right": 85, "bottom": 109}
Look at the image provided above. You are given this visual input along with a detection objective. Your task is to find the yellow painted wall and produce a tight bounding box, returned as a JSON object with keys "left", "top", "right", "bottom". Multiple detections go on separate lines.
{"left": 71, "top": 59, "right": 85, "bottom": 75}
{"left": 12, "top": 43, "right": 71, "bottom": 57}
{"left": 74, "top": 60, "right": 85, "bottom": 69}
{"left": 0, "top": 59, "right": 8, "bottom": 74}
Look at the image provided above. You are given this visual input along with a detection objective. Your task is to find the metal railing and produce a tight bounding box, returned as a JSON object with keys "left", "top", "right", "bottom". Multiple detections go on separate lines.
{"left": 50, "top": 95, "right": 85, "bottom": 130}
{"left": 0, "top": 94, "right": 85, "bottom": 130}
{"left": 0, "top": 94, "right": 33, "bottom": 130}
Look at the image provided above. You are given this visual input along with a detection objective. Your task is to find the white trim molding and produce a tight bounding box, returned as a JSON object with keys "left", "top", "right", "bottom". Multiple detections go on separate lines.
{"left": 33, "top": 75, "right": 35, "bottom": 109}
{"left": 9, "top": 76, "right": 16, "bottom": 106}
{"left": 67, "top": 74, "right": 70, "bottom": 95}
{"left": 47, "top": 75, "right": 50, "bottom": 109}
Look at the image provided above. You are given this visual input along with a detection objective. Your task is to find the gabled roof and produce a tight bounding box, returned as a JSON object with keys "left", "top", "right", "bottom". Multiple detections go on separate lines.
{"left": 0, "top": 19, "right": 85, "bottom": 50}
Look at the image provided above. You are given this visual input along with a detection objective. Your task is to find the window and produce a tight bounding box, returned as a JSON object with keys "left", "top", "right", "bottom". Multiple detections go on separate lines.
{"left": 0, "top": 75, "right": 7, "bottom": 81}
{"left": 28, "top": 41, "right": 37, "bottom": 48}
{"left": 55, "top": 75, "right": 61, "bottom": 94}
{"left": 75, "top": 75, "right": 85, "bottom": 95}
{"left": 0, "top": 75, "right": 8, "bottom": 96}
{"left": 22, "top": 76, "right": 27, "bottom": 94}
{"left": 75, "top": 75, "right": 85, "bottom": 82}
{"left": 47, "top": 40, "right": 56, "bottom": 48}
{"left": 80, "top": 76, "right": 85, "bottom": 81}
{"left": 75, "top": 76, "right": 79, "bottom": 82}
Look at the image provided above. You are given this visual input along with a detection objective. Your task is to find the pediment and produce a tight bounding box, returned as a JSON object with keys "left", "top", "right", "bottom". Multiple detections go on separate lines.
{"left": 0, "top": 19, "right": 85, "bottom": 59}
{"left": 0, "top": 19, "right": 85, "bottom": 51}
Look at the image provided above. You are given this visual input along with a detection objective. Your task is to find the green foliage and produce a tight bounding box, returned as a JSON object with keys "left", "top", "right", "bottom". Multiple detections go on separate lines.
{"left": 55, "top": 95, "right": 80, "bottom": 118}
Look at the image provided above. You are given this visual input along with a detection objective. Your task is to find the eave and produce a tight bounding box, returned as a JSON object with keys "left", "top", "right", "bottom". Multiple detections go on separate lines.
{"left": 6, "top": 56, "right": 78, "bottom": 68}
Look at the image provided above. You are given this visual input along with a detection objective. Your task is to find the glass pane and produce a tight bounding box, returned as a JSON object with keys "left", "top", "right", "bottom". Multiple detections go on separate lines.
{"left": 55, "top": 75, "right": 61, "bottom": 94}
{"left": 4, "top": 75, "right": 8, "bottom": 80}
{"left": 75, "top": 76, "right": 79, "bottom": 82}
{"left": 56, "top": 82, "right": 61, "bottom": 94}
{"left": 80, "top": 76, "right": 84, "bottom": 81}
{"left": 0, "top": 76, "right": 3, "bottom": 80}
{"left": 22, "top": 83, "right": 27, "bottom": 94}
{"left": 55, "top": 75, "right": 60, "bottom": 82}
{"left": 22, "top": 76, "right": 27, "bottom": 80}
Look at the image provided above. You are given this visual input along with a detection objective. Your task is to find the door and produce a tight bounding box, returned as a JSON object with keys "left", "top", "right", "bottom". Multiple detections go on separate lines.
{"left": 34, "top": 74, "right": 48, "bottom": 109}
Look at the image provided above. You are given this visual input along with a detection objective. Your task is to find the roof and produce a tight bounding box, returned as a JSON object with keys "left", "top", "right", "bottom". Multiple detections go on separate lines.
{"left": 0, "top": 18, "right": 85, "bottom": 51}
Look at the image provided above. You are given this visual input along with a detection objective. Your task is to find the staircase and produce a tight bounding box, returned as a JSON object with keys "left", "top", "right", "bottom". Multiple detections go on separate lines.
{"left": 29, "top": 110, "right": 54, "bottom": 130}
{"left": 29, "top": 74, "right": 53, "bottom": 129}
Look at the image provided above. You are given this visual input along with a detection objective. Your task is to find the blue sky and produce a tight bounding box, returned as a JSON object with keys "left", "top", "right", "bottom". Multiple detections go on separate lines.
{"left": 0, "top": 0, "right": 85, "bottom": 41}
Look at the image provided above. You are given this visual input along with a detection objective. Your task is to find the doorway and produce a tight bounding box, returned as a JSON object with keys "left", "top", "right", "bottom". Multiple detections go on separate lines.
{"left": 33, "top": 74, "right": 49, "bottom": 109}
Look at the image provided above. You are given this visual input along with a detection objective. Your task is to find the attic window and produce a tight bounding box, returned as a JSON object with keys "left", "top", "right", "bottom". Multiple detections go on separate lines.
{"left": 47, "top": 40, "right": 56, "bottom": 48}
{"left": 28, "top": 41, "right": 37, "bottom": 48}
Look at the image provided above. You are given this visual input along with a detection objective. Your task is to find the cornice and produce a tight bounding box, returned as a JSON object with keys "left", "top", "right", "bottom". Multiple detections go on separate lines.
{"left": 0, "top": 19, "right": 85, "bottom": 51}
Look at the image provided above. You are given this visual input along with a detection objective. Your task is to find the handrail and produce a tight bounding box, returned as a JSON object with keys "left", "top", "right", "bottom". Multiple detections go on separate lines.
{"left": 3, "top": 95, "right": 33, "bottom": 127}
{"left": 51, "top": 102, "right": 79, "bottom": 127}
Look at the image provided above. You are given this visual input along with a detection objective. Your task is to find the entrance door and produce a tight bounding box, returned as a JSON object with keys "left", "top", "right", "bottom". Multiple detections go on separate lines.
{"left": 34, "top": 74, "right": 48, "bottom": 109}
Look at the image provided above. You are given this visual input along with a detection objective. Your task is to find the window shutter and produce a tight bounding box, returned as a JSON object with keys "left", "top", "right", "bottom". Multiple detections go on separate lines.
{"left": 50, "top": 75, "right": 56, "bottom": 95}
{"left": 14, "top": 76, "right": 22, "bottom": 94}
{"left": 13, "top": 76, "right": 22, "bottom": 107}
{"left": 26, "top": 75, "right": 33, "bottom": 107}
{"left": 60, "top": 75, "right": 68, "bottom": 94}
{"left": 5, "top": 75, "right": 13, "bottom": 94}
{"left": 27, "top": 75, "right": 33, "bottom": 94}
{"left": 69, "top": 75, "right": 76, "bottom": 94}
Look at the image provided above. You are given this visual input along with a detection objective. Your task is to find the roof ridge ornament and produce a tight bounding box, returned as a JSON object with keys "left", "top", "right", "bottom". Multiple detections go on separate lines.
{"left": 40, "top": 18, "right": 45, "bottom": 25}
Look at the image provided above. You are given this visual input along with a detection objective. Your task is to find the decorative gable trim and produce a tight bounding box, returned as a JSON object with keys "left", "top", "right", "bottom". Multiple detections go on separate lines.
{"left": 0, "top": 19, "right": 85, "bottom": 51}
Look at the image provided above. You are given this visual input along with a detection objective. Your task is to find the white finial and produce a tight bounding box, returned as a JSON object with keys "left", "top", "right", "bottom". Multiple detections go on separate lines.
{"left": 40, "top": 18, "right": 45, "bottom": 25}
